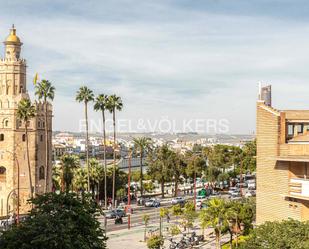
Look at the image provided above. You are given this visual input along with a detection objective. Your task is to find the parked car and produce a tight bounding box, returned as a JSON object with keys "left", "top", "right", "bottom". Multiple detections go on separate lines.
{"left": 145, "top": 199, "right": 160, "bottom": 207}
{"left": 171, "top": 197, "right": 186, "bottom": 205}
{"left": 228, "top": 187, "right": 238, "bottom": 195}
{"left": 196, "top": 195, "right": 207, "bottom": 209}
{"left": 245, "top": 190, "right": 256, "bottom": 198}
{"left": 114, "top": 209, "right": 126, "bottom": 217}
{"left": 104, "top": 210, "right": 116, "bottom": 219}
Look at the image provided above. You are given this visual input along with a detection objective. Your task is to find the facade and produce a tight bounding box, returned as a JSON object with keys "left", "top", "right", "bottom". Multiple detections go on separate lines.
{"left": 256, "top": 85, "right": 309, "bottom": 224}
{"left": 0, "top": 26, "right": 52, "bottom": 216}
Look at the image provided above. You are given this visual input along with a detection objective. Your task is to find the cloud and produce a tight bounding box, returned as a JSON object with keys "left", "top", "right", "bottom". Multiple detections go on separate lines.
{"left": 1, "top": 0, "right": 309, "bottom": 134}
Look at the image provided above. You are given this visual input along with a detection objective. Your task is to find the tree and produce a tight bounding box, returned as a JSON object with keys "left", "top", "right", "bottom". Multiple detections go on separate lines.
{"left": 241, "top": 140, "right": 256, "bottom": 173}
{"left": 76, "top": 86, "right": 94, "bottom": 192}
{"left": 133, "top": 137, "right": 152, "bottom": 196}
{"left": 169, "top": 151, "right": 186, "bottom": 197}
{"left": 147, "top": 144, "right": 173, "bottom": 198}
{"left": 17, "top": 98, "right": 36, "bottom": 199}
{"left": 94, "top": 94, "right": 109, "bottom": 208}
{"left": 142, "top": 214, "right": 150, "bottom": 242}
{"left": 170, "top": 204, "right": 183, "bottom": 223}
{"left": 106, "top": 94, "right": 123, "bottom": 207}
{"left": 0, "top": 192, "right": 107, "bottom": 249}
{"left": 181, "top": 201, "right": 197, "bottom": 233}
{"left": 239, "top": 219, "right": 309, "bottom": 249}
{"left": 199, "top": 198, "right": 228, "bottom": 249}
{"left": 60, "top": 154, "right": 79, "bottom": 192}
{"left": 88, "top": 158, "right": 104, "bottom": 199}
{"left": 35, "top": 79, "right": 55, "bottom": 193}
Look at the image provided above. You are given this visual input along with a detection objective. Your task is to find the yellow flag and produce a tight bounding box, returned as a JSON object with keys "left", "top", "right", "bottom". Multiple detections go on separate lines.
{"left": 33, "top": 73, "right": 38, "bottom": 85}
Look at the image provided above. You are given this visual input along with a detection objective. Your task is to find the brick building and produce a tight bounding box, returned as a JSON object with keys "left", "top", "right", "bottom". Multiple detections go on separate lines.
{"left": 0, "top": 26, "right": 52, "bottom": 216}
{"left": 256, "top": 85, "right": 309, "bottom": 224}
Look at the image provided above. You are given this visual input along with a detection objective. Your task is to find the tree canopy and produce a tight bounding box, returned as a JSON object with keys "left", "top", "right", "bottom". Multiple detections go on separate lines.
{"left": 0, "top": 192, "right": 107, "bottom": 249}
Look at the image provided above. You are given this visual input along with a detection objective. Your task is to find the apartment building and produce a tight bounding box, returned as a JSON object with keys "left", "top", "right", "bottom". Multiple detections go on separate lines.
{"left": 256, "top": 85, "right": 309, "bottom": 224}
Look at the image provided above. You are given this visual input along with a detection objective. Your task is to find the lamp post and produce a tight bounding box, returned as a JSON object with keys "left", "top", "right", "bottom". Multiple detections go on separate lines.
{"left": 127, "top": 148, "right": 132, "bottom": 230}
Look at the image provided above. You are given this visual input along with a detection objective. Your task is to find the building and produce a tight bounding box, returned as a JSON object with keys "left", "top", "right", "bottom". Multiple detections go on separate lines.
{"left": 256, "top": 85, "right": 309, "bottom": 224}
{"left": 0, "top": 26, "right": 52, "bottom": 216}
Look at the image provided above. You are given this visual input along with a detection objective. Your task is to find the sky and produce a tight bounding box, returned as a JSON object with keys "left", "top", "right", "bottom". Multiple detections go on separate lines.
{"left": 1, "top": 0, "right": 309, "bottom": 134}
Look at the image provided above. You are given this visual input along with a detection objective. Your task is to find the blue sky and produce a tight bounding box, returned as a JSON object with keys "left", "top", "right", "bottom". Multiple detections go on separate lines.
{"left": 1, "top": 0, "right": 309, "bottom": 134}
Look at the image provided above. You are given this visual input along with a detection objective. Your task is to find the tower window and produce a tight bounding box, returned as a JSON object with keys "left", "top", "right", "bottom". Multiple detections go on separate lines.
{"left": 22, "top": 134, "right": 26, "bottom": 142}
{"left": 39, "top": 166, "right": 45, "bottom": 180}
{"left": 0, "top": 134, "right": 4, "bottom": 141}
{"left": 4, "top": 120, "right": 8, "bottom": 127}
{"left": 40, "top": 135, "right": 43, "bottom": 142}
{"left": 38, "top": 121, "right": 41, "bottom": 128}
{"left": 42, "top": 122, "right": 45, "bottom": 128}
{"left": 0, "top": 166, "right": 6, "bottom": 182}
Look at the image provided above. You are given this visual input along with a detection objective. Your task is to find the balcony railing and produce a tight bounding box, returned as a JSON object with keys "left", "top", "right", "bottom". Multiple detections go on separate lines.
{"left": 289, "top": 177, "right": 309, "bottom": 199}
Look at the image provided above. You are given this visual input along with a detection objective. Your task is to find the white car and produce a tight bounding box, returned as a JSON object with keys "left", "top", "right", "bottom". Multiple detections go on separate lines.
{"left": 196, "top": 196, "right": 207, "bottom": 208}
{"left": 171, "top": 197, "right": 186, "bottom": 205}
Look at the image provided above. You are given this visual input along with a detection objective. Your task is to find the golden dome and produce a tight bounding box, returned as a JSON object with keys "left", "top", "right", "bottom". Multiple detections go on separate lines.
{"left": 5, "top": 25, "right": 21, "bottom": 44}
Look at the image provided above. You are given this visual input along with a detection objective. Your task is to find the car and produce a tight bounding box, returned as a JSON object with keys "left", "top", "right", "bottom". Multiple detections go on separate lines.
{"left": 196, "top": 195, "right": 207, "bottom": 209}
{"left": 171, "top": 197, "right": 186, "bottom": 205}
{"left": 104, "top": 210, "right": 116, "bottom": 219}
{"left": 245, "top": 190, "right": 256, "bottom": 198}
{"left": 228, "top": 187, "right": 238, "bottom": 195}
{"left": 114, "top": 209, "right": 126, "bottom": 217}
{"left": 145, "top": 199, "right": 160, "bottom": 207}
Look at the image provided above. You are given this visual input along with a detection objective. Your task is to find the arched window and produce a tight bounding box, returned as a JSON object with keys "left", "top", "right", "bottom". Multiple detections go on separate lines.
{"left": 40, "top": 135, "right": 43, "bottom": 142}
{"left": 4, "top": 120, "right": 8, "bottom": 127}
{"left": 0, "top": 134, "right": 4, "bottom": 141}
{"left": 39, "top": 166, "right": 45, "bottom": 180}
{"left": 38, "top": 121, "right": 41, "bottom": 128}
{"left": 22, "top": 134, "right": 26, "bottom": 142}
{"left": 0, "top": 166, "right": 6, "bottom": 182}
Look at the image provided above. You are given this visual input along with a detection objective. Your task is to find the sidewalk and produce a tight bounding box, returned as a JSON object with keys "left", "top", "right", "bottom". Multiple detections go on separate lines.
{"left": 106, "top": 221, "right": 230, "bottom": 249}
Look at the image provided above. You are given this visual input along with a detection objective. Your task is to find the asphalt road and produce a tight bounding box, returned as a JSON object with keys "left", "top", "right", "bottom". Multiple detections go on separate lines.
{"left": 100, "top": 202, "right": 173, "bottom": 233}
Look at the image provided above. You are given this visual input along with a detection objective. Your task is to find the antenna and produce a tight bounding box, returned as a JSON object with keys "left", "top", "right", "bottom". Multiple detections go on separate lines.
{"left": 258, "top": 82, "right": 262, "bottom": 100}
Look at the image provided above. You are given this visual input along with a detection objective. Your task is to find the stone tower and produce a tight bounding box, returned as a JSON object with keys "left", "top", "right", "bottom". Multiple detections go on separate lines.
{"left": 0, "top": 26, "right": 52, "bottom": 216}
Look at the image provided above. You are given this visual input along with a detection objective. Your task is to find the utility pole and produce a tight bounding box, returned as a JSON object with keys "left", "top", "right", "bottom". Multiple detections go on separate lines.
{"left": 127, "top": 149, "right": 132, "bottom": 230}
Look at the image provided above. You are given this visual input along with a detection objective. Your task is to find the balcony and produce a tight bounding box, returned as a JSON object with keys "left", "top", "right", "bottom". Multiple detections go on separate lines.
{"left": 288, "top": 177, "right": 309, "bottom": 200}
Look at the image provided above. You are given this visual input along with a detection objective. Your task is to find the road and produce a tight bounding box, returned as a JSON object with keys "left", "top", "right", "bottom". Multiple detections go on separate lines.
{"left": 101, "top": 202, "right": 173, "bottom": 233}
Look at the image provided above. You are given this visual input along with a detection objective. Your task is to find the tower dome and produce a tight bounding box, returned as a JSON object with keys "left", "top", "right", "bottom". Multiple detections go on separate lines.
{"left": 4, "top": 24, "right": 21, "bottom": 44}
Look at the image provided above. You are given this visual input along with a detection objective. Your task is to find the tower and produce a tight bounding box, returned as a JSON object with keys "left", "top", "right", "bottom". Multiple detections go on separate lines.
{"left": 0, "top": 26, "right": 52, "bottom": 216}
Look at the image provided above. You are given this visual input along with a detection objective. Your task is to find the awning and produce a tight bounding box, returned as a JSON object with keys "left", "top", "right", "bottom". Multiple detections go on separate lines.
{"left": 276, "top": 156, "right": 309, "bottom": 162}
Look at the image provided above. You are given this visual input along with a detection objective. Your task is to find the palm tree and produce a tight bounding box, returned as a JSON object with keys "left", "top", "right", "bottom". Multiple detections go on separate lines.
{"left": 133, "top": 137, "right": 152, "bottom": 196}
{"left": 94, "top": 94, "right": 109, "bottom": 208}
{"left": 88, "top": 158, "right": 104, "bottom": 200}
{"left": 199, "top": 198, "right": 228, "bottom": 249}
{"left": 60, "top": 154, "right": 79, "bottom": 192}
{"left": 106, "top": 94, "right": 123, "bottom": 207}
{"left": 17, "top": 98, "right": 36, "bottom": 198}
{"left": 76, "top": 86, "right": 94, "bottom": 192}
{"left": 35, "top": 79, "right": 55, "bottom": 193}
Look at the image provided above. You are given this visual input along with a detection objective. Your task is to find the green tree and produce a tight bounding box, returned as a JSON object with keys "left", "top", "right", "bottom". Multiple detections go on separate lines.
{"left": 94, "top": 94, "right": 109, "bottom": 208}
{"left": 35, "top": 79, "right": 55, "bottom": 193}
{"left": 241, "top": 140, "right": 256, "bottom": 173}
{"left": 239, "top": 219, "right": 309, "bottom": 249}
{"left": 0, "top": 192, "right": 107, "bottom": 249}
{"left": 147, "top": 145, "right": 173, "bottom": 198}
{"left": 106, "top": 94, "right": 123, "bottom": 207}
{"left": 60, "top": 154, "right": 80, "bottom": 192}
{"left": 88, "top": 158, "right": 104, "bottom": 199}
{"left": 181, "top": 201, "right": 197, "bottom": 233}
{"left": 17, "top": 98, "right": 36, "bottom": 198}
{"left": 143, "top": 214, "right": 150, "bottom": 242}
{"left": 170, "top": 204, "right": 183, "bottom": 223}
{"left": 199, "top": 198, "right": 228, "bottom": 249}
{"left": 76, "top": 86, "right": 94, "bottom": 192}
{"left": 170, "top": 151, "right": 186, "bottom": 197}
{"left": 72, "top": 167, "right": 88, "bottom": 193}
{"left": 133, "top": 136, "right": 152, "bottom": 196}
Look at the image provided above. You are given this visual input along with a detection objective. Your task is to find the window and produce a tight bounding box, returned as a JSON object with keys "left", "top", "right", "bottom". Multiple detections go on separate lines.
{"left": 0, "top": 134, "right": 4, "bottom": 141}
{"left": 0, "top": 166, "right": 6, "bottom": 182}
{"left": 297, "top": 124, "right": 303, "bottom": 134}
{"left": 288, "top": 124, "right": 294, "bottom": 136}
{"left": 38, "top": 121, "right": 41, "bottom": 128}
{"left": 40, "top": 135, "right": 43, "bottom": 142}
{"left": 39, "top": 166, "right": 45, "bottom": 180}
{"left": 4, "top": 120, "right": 8, "bottom": 127}
{"left": 22, "top": 134, "right": 26, "bottom": 142}
{"left": 42, "top": 122, "right": 45, "bottom": 128}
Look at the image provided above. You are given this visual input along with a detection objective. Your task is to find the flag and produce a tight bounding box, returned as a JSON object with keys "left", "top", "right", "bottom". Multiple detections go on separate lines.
{"left": 33, "top": 73, "right": 38, "bottom": 85}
